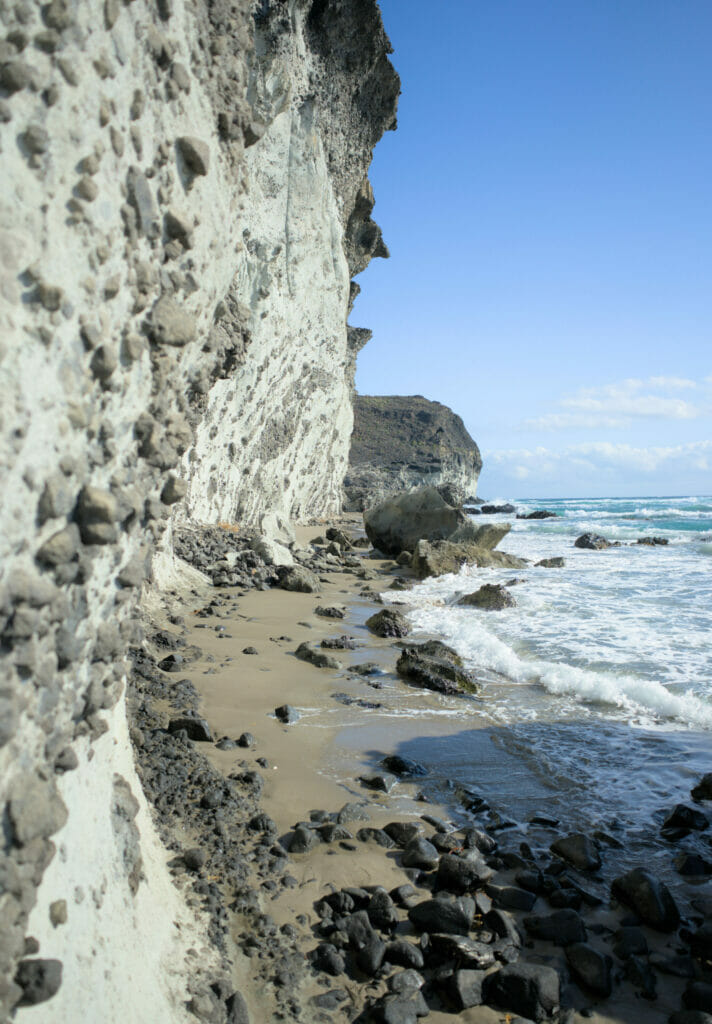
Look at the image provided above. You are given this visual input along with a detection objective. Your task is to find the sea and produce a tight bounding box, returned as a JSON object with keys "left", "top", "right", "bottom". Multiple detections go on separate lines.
{"left": 336, "top": 495, "right": 712, "bottom": 897}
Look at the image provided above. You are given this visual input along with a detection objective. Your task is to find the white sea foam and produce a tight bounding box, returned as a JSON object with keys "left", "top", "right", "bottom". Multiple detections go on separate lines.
{"left": 388, "top": 495, "right": 712, "bottom": 732}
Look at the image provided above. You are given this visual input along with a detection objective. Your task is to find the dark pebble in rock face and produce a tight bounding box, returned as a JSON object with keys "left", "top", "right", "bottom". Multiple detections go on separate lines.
{"left": 167, "top": 716, "right": 212, "bottom": 742}
{"left": 183, "top": 847, "right": 206, "bottom": 871}
{"left": 484, "top": 962, "right": 560, "bottom": 1022}
{"left": 15, "top": 959, "right": 63, "bottom": 1006}
{"left": 381, "top": 755, "right": 427, "bottom": 777}
{"left": 225, "top": 990, "right": 250, "bottom": 1024}
{"left": 274, "top": 704, "right": 300, "bottom": 724}
{"left": 611, "top": 867, "right": 680, "bottom": 931}
{"left": 158, "top": 653, "right": 184, "bottom": 672}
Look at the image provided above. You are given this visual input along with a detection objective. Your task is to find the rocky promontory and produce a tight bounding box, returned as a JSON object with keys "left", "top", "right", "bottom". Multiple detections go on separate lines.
{"left": 344, "top": 395, "right": 482, "bottom": 511}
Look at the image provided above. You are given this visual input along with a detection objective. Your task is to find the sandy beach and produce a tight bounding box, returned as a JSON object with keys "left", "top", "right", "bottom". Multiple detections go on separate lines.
{"left": 124, "top": 516, "right": 702, "bottom": 1024}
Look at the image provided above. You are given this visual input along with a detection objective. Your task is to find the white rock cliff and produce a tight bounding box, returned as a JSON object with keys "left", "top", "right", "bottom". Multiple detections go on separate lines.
{"left": 0, "top": 0, "right": 398, "bottom": 1017}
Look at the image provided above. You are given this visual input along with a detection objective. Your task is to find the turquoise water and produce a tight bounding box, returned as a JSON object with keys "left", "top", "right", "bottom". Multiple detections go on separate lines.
{"left": 377, "top": 495, "right": 712, "bottom": 881}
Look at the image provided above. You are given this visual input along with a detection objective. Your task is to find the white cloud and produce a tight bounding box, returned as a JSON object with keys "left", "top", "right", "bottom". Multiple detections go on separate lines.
{"left": 488, "top": 440, "right": 712, "bottom": 481}
{"left": 526, "top": 375, "right": 710, "bottom": 430}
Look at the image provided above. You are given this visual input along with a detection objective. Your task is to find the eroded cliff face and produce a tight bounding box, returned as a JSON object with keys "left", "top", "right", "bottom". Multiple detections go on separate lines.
{"left": 344, "top": 395, "right": 482, "bottom": 511}
{"left": 0, "top": 0, "right": 397, "bottom": 1017}
{"left": 186, "top": 0, "right": 397, "bottom": 525}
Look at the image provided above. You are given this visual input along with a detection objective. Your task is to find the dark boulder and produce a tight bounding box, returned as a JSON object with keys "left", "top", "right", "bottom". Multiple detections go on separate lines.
{"left": 367, "top": 889, "right": 400, "bottom": 933}
{"left": 427, "top": 934, "right": 495, "bottom": 969}
{"left": 315, "top": 605, "right": 346, "bottom": 619}
{"left": 436, "top": 851, "right": 494, "bottom": 892}
{"left": 382, "top": 754, "right": 427, "bottom": 777}
{"left": 536, "top": 556, "right": 565, "bottom": 568}
{"left": 345, "top": 911, "right": 386, "bottom": 976}
{"left": 295, "top": 641, "right": 341, "bottom": 670}
{"left": 611, "top": 867, "right": 680, "bottom": 931}
{"left": 550, "top": 833, "right": 601, "bottom": 872}
{"left": 692, "top": 774, "right": 712, "bottom": 802}
{"left": 289, "top": 825, "right": 320, "bottom": 853}
{"left": 481, "top": 503, "right": 516, "bottom": 514}
{"left": 167, "top": 716, "right": 212, "bottom": 742}
{"left": 684, "top": 984, "right": 712, "bottom": 1014}
{"left": 276, "top": 565, "right": 320, "bottom": 593}
{"left": 523, "top": 908, "right": 587, "bottom": 946}
{"left": 574, "top": 533, "right": 612, "bottom": 550}
{"left": 396, "top": 640, "right": 478, "bottom": 695}
{"left": 484, "top": 962, "right": 560, "bottom": 1022}
{"left": 274, "top": 704, "right": 300, "bottom": 724}
{"left": 408, "top": 896, "right": 475, "bottom": 936}
{"left": 384, "top": 821, "right": 424, "bottom": 847}
{"left": 359, "top": 772, "right": 397, "bottom": 793}
{"left": 457, "top": 582, "right": 516, "bottom": 610}
{"left": 443, "top": 968, "right": 487, "bottom": 1010}
{"left": 385, "top": 940, "right": 425, "bottom": 970}
{"left": 662, "top": 804, "right": 708, "bottom": 835}
{"left": 485, "top": 884, "right": 537, "bottom": 912}
{"left": 402, "top": 836, "right": 440, "bottom": 871}
{"left": 366, "top": 609, "right": 410, "bottom": 638}
{"left": 411, "top": 534, "right": 524, "bottom": 579}
{"left": 688, "top": 922, "right": 712, "bottom": 960}
{"left": 14, "top": 959, "right": 63, "bottom": 1007}
{"left": 565, "top": 942, "right": 613, "bottom": 996}
{"left": 517, "top": 509, "right": 558, "bottom": 519}
{"left": 364, "top": 486, "right": 466, "bottom": 556}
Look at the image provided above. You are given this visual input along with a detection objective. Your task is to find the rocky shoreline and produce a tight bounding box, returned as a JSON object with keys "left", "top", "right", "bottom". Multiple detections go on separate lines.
{"left": 122, "top": 509, "right": 712, "bottom": 1024}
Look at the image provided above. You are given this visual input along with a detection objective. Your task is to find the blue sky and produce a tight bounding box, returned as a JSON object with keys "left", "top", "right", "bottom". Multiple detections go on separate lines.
{"left": 353, "top": 0, "right": 712, "bottom": 498}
